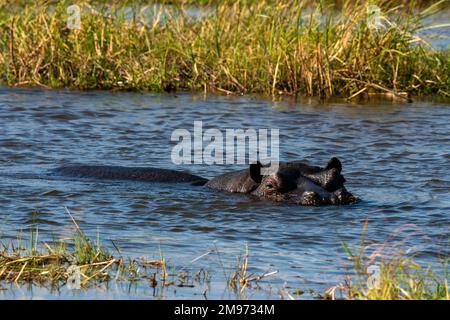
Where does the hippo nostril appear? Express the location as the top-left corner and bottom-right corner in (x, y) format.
(301, 191), (322, 206)
(331, 194), (338, 205)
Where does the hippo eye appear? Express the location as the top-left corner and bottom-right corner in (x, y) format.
(266, 183), (275, 189)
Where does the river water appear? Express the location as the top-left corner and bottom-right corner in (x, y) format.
(0, 87), (448, 299)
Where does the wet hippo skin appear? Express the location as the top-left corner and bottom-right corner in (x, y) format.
(206, 157), (357, 205)
(54, 165), (208, 184)
(54, 157), (358, 206)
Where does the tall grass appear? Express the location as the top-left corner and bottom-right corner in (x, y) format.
(0, 0), (448, 98)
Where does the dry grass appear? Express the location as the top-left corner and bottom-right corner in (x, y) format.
(0, 0), (448, 98)
(1, 221), (446, 299)
(325, 220), (449, 300)
(0, 222), (275, 297)
(0, 223), (185, 290)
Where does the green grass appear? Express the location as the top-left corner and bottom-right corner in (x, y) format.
(0, 225), (206, 289)
(0, 226), (277, 298)
(325, 220), (449, 300)
(0, 226), (118, 286)
(0, 219), (447, 299)
(0, 0), (448, 98)
(0, 217), (273, 296)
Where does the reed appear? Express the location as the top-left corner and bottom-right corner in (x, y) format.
(0, 227), (114, 286)
(0, 222), (447, 299)
(325, 220), (449, 300)
(0, 225), (202, 289)
(0, 219), (272, 295)
(0, 0), (448, 98)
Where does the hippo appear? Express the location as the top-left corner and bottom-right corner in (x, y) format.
(53, 157), (358, 206)
(205, 157), (357, 205)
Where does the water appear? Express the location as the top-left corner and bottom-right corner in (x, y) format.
(0, 87), (448, 299)
(418, 10), (450, 49)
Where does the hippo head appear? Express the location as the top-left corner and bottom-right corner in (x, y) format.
(248, 158), (358, 205)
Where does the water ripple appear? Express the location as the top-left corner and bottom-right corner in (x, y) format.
(0, 87), (448, 299)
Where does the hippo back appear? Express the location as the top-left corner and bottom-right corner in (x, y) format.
(53, 165), (208, 184)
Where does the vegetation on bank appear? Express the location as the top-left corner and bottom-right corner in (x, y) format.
(0, 0), (444, 10)
(0, 211), (275, 297)
(0, 225), (165, 290)
(0, 226), (217, 295)
(326, 252), (448, 299)
(0, 216), (447, 299)
(325, 220), (449, 300)
(0, 0), (448, 98)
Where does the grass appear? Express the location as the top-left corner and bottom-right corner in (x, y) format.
(0, 226), (215, 291)
(224, 243), (278, 295)
(325, 220), (449, 300)
(0, 213), (275, 297)
(0, 209), (201, 290)
(0, 228), (115, 287)
(0, 219), (447, 299)
(0, 0), (448, 98)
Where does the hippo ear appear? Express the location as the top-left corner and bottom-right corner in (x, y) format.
(249, 162), (262, 183)
(326, 157), (342, 173)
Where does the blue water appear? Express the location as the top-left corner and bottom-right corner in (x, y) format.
(0, 87), (448, 299)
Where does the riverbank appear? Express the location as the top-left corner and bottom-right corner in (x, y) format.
(0, 0), (448, 98)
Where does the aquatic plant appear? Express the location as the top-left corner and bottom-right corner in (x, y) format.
(0, 0), (448, 98)
(0, 229), (112, 286)
(0, 210), (181, 289)
(325, 220), (449, 300)
(0, 218), (447, 299)
(0, 214), (273, 296)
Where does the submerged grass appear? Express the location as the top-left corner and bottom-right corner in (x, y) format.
(0, 0), (448, 98)
(1, 210), (188, 290)
(0, 213), (275, 297)
(0, 225), (210, 290)
(0, 228), (114, 287)
(0, 218), (447, 299)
